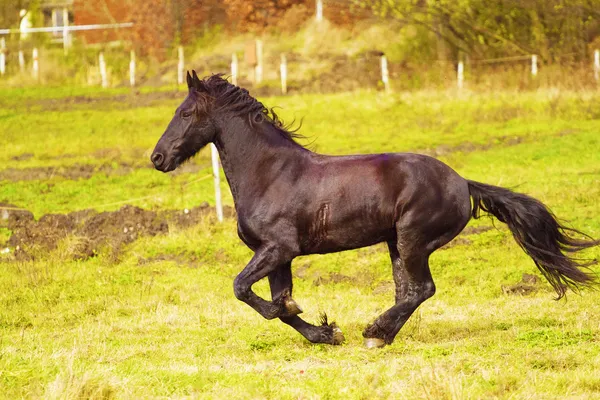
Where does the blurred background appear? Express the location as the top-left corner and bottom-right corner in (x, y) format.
(1, 0), (600, 92)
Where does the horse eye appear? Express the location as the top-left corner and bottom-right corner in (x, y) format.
(182, 111), (193, 118)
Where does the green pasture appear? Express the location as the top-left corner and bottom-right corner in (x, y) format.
(1, 86), (600, 399)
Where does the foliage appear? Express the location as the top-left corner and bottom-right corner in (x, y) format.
(359, 0), (600, 62)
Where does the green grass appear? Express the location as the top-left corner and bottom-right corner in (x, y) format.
(1, 87), (600, 399)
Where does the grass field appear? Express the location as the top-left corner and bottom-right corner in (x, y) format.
(1, 85), (600, 399)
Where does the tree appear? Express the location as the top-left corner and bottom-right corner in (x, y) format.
(360, 0), (600, 62)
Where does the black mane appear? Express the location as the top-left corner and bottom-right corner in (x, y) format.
(193, 73), (303, 144)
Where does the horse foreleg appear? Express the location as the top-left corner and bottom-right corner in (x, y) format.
(233, 245), (301, 320)
(362, 241), (435, 348)
(268, 262), (344, 345)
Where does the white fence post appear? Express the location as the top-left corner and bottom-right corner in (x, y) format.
(62, 7), (70, 54)
(531, 54), (538, 77)
(211, 143), (223, 222)
(99, 52), (107, 88)
(177, 46), (184, 86)
(32, 48), (39, 80)
(280, 54), (287, 94)
(594, 49), (599, 83)
(129, 50), (136, 87)
(0, 38), (5, 76)
(457, 60), (464, 90)
(255, 39), (263, 84)
(380, 54), (390, 93)
(18, 50), (25, 71)
(231, 53), (238, 86)
(316, 0), (323, 22)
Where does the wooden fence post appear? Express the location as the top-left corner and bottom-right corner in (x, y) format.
(316, 0), (323, 22)
(18, 50), (25, 71)
(457, 60), (464, 90)
(531, 54), (538, 77)
(0, 38), (5, 76)
(177, 46), (184, 86)
(255, 39), (263, 84)
(32, 48), (39, 80)
(231, 53), (238, 86)
(129, 50), (136, 87)
(280, 54), (287, 94)
(594, 49), (599, 83)
(211, 143), (223, 222)
(380, 54), (390, 93)
(99, 52), (107, 88)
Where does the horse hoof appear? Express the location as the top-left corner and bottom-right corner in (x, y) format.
(332, 325), (345, 345)
(364, 338), (386, 349)
(284, 298), (303, 315)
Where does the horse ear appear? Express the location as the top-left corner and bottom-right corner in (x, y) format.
(192, 70), (207, 92)
(186, 71), (193, 89)
(191, 70), (205, 91)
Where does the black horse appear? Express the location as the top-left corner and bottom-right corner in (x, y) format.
(151, 72), (599, 348)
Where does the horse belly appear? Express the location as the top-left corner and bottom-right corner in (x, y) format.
(298, 199), (396, 255)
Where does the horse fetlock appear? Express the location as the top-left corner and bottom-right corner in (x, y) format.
(283, 297), (303, 316)
(330, 323), (345, 345)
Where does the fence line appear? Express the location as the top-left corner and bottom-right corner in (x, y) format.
(0, 22), (134, 35)
(3, 45), (599, 91)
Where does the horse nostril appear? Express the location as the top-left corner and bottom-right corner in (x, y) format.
(151, 153), (164, 168)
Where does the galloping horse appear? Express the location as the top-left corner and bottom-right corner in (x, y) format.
(151, 72), (599, 348)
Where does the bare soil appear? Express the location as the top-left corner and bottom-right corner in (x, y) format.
(501, 273), (542, 296)
(1, 203), (234, 261)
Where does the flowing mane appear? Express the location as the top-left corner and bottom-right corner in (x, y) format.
(195, 74), (304, 144)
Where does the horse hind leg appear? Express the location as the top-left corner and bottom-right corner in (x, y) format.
(268, 262), (344, 345)
(362, 240), (435, 348)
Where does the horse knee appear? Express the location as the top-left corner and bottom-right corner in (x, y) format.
(233, 276), (250, 301)
(396, 281), (436, 306)
(422, 281), (436, 300)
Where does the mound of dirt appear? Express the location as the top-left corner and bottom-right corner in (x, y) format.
(4, 203), (234, 261)
(501, 273), (542, 296)
(76, 205), (168, 259)
(0, 203), (34, 228)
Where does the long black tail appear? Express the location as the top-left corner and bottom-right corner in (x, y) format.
(467, 180), (599, 298)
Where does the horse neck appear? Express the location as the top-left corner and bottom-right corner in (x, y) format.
(212, 114), (309, 205)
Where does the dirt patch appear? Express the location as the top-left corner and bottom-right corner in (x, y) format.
(312, 271), (376, 287)
(10, 153), (34, 161)
(137, 253), (200, 268)
(501, 273), (542, 296)
(422, 136), (526, 158)
(0, 162), (140, 182)
(461, 226), (493, 236)
(3, 203), (234, 261)
(0, 203), (34, 228)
